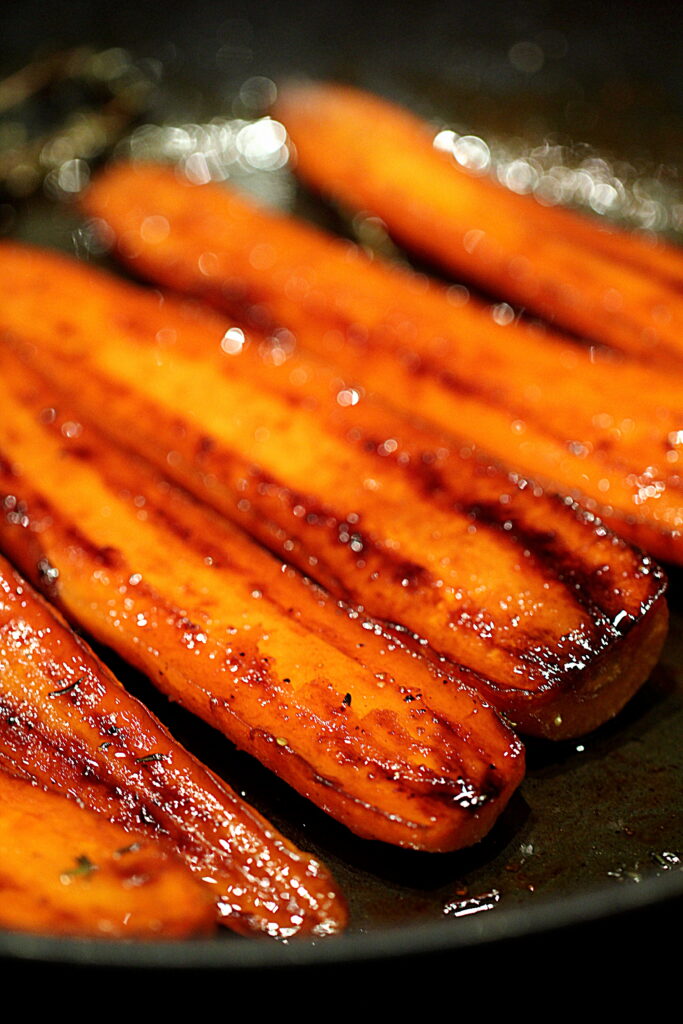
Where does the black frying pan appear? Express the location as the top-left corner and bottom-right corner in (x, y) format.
(1, 0), (682, 977)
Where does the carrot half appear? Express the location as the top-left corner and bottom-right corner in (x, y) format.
(274, 81), (683, 368)
(0, 553), (346, 938)
(0, 243), (667, 741)
(80, 163), (683, 565)
(0, 765), (214, 939)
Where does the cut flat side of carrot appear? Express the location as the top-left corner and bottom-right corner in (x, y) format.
(0, 553), (347, 937)
(0, 765), (214, 939)
(0, 344), (524, 850)
(274, 81), (683, 367)
(79, 165), (683, 565)
(0, 244), (668, 741)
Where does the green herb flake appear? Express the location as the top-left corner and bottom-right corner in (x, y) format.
(114, 842), (142, 858)
(48, 675), (85, 698)
(60, 854), (98, 884)
(134, 752), (169, 764)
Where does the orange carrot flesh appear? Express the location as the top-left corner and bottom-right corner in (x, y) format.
(80, 163), (683, 564)
(0, 765), (214, 939)
(274, 81), (683, 368)
(0, 553), (347, 937)
(0, 341), (524, 851)
(0, 243), (667, 741)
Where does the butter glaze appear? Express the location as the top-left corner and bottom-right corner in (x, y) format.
(0, 345), (524, 852)
(0, 243), (668, 738)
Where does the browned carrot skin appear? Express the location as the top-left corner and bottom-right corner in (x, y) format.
(274, 82), (683, 368)
(0, 245), (668, 740)
(0, 765), (214, 939)
(79, 164), (683, 565)
(0, 347), (524, 851)
(0, 553), (347, 937)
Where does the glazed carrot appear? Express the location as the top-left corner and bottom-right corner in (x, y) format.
(274, 81), (683, 367)
(0, 766), (214, 939)
(80, 163), (683, 564)
(0, 345), (524, 851)
(0, 244), (667, 740)
(0, 553), (346, 937)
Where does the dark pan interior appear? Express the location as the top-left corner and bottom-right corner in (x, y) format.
(1, 0), (682, 977)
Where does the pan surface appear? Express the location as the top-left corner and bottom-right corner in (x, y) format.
(1, 0), (682, 974)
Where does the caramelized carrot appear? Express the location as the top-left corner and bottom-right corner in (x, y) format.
(0, 344), (524, 850)
(0, 765), (214, 939)
(0, 244), (667, 740)
(80, 163), (683, 564)
(0, 553), (346, 937)
(274, 81), (683, 368)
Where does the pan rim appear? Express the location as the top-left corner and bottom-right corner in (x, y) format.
(1, 865), (681, 970)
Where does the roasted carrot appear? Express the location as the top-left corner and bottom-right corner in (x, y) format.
(0, 553), (346, 937)
(274, 81), (683, 368)
(0, 344), (524, 850)
(80, 163), (683, 564)
(0, 244), (667, 740)
(0, 765), (214, 939)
